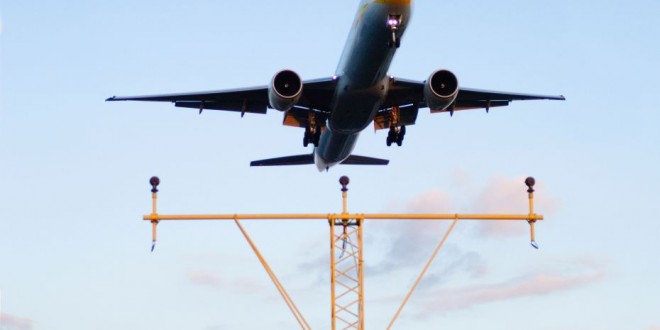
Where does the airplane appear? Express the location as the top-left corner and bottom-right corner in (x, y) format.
(107, 0), (564, 171)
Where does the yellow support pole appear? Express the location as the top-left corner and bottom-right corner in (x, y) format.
(386, 217), (459, 329)
(233, 218), (311, 330)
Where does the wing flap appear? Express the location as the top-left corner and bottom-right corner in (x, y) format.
(175, 101), (268, 114)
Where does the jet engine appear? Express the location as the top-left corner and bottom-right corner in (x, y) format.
(424, 69), (459, 111)
(268, 69), (303, 111)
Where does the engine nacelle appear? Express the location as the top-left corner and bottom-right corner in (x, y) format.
(424, 69), (459, 112)
(268, 69), (303, 111)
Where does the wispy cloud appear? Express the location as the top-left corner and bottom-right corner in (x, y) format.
(187, 270), (264, 293)
(189, 270), (224, 287)
(365, 175), (559, 280)
(470, 176), (559, 239)
(423, 271), (604, 312)
(367, 189), (456, 273)
(414, 259), (605, 313)
(0, 312), (33, 330)
(297, 175), (560, 291)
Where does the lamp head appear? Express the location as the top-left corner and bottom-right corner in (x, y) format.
(150, 176), (160, 193)
(339, 176), (350, 191)
(525, 176), (535, 193)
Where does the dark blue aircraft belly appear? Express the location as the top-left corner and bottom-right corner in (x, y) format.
(316, 130), (360, 165)
(329, 8), (397, 134)
(329, 89), (383, 133)
(314, 2), (410, 169)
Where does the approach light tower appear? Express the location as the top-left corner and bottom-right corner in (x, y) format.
(144, 176), (543, 330)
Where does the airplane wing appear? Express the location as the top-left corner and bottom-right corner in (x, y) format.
(375, 77), (565, 129)
(106, 77), (338, 116)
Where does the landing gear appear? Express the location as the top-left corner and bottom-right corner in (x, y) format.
(303, 126), (321, 147)
(385, 105), (405, 147)
(388, 37), (401, 49)
(386, 125), (405, 147)
(303, 112), (322, 147)
(387, 14), (402, 48)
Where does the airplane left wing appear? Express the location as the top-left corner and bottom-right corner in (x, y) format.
(106, 77), (338, 115)
(375, 77), (565, 129)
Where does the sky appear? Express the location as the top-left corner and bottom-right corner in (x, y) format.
(1, 0), (659, 329)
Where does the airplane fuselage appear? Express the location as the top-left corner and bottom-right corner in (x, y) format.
(315, 0), (411, 170)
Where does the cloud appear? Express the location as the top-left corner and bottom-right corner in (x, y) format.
(415, 261), (605, 313)
(187, 270), (264, 293)
(424, 271), (604, 312)
(298, 175), (560, 290)
(0, 312), (33, 330)
(648, 326), (660, 330)
(189, 270), (224, 287)
(363, 180), (496, 282)
(470, 176), (559, 239)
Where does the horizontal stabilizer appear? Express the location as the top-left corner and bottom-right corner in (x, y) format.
(250, 154), (314, 166)
(250, 154), (389, 167)
(340, 155), (389, 165)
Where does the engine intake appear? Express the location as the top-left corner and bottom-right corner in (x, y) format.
(424, 69), (459, 111)
(268, 70), (303, 111)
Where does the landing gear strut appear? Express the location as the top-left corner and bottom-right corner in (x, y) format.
(303, 112), (321, 147)
(303, 126), (321, 147)
(386, 105), (405, 147)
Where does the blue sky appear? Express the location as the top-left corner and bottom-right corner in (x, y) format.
(1, 0), (659, 329)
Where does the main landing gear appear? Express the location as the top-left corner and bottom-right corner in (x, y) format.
(387, 15), (402, 48)
(386, 105), (405, 146)
(303, 112), (322, 147)
(303, 126), (321, 147)
(386, 125), (405, 147)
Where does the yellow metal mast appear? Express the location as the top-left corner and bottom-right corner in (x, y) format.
(144, 176), (543, 329)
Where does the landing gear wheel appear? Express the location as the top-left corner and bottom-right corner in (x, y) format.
(396, 125), (406, 146)
(313, 129), (321, 147)
(387, 126), (397, 147)
(303, 129), (311, 147)
(386, 126), (406, 146)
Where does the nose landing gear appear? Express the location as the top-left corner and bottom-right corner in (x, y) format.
(387, 14), (402, 48)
